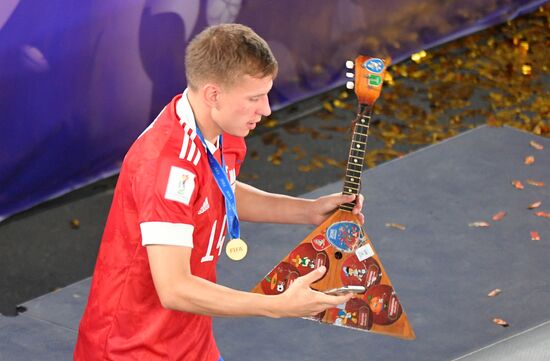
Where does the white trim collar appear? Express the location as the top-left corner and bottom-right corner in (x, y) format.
(176, 88), (219, 154)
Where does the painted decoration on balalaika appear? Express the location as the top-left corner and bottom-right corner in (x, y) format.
(251, 55), (415, 340)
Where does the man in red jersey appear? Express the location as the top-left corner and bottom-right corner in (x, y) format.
(74, 24), (364, 361)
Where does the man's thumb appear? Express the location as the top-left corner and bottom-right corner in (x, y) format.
(343, 193), (356, 202)
(334, 193), (354, 206)
(301, 266), (327, 285)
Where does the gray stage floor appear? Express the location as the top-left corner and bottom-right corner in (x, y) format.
(1, 125), (549, 361)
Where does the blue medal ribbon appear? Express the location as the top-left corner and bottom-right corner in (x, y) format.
(194, 126), (240, 240)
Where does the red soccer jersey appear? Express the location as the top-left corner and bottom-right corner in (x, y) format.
(74, 92), (246, 361)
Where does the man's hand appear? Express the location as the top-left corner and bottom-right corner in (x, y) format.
(274, 266), (354, 318)
(147, 246), (351, 319)
(308, 193), (365, 225)
(235, 182), (364, 225)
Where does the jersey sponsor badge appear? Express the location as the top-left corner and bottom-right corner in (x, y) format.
(165, 166), (195, 205)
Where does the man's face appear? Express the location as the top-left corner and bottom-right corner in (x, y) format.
(211, 74), (273, 138)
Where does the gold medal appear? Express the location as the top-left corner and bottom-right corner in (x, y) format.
(225, 238), (248, 261)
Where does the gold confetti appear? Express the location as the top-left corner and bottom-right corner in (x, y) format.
(310, 157), (325, 169)
(322, 101), (334, 113)
(384, 71), (395, 85)
(284, 181), (295, 191)
(524, 155), (535, 165)
(488, 289), (502, 297)
(492, 318), (510, 327)
(325, 158), (344, 168)
(307, 128), (331, 140)
(469, 221), (490, 228)
(320, 125), (349, 133)
(338, 91), (349, 100)
(531, 231), (540, 241)
(489, 92), (503, 102)
(411, 50), (427, 63)
(267, 153), (282, 165)
(529, 141), (544, 150)
(333, 99), (347, 109)
(521, 64), (532, 76)
(385, 223), (406, 230)
(528, 201), (542, 209)
(263, 118), (279, 128)
(70, 219), (80, 229)
(291, 146), (306, 160)
(526, 179), (545, 187)
(535, 211), (550, 218)
(512, 180), (524, 190)
(519, 41), (529, 52)
(492, 211), (507, 221)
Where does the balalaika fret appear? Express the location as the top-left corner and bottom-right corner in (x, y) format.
(346, 164), (363, 172)
(339, 104), (372, 211)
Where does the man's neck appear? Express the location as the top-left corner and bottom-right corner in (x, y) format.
(186, 89), (220, 145)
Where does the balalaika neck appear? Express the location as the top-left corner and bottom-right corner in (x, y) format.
(339, 103), (372, 212)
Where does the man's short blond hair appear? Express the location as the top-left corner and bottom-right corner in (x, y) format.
(185, 24), (278, 90)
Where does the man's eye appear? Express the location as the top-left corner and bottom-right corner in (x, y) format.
(250, 97), (260, 102)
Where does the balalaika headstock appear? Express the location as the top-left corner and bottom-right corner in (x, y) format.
(345, 56), (389, 107)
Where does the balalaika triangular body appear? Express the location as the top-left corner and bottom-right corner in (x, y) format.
(252, 55), (415, 340)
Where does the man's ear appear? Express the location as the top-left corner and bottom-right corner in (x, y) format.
(202, 83), (220, 108)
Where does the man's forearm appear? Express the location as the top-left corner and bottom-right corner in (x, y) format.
(235, 181), (314, 224)
(163, 273), (281, 318)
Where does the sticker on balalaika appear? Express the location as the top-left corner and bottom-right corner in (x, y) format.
(326, 221), (362, 252)
(355, 244), (374, 261)
(311, 234), (330, 251)
(341, 254), (382, 289)
(323, 298), (373, 330)
(289, 243), (329, 276)
(364, 284), (403, 325)
(260, 262), (300, 295)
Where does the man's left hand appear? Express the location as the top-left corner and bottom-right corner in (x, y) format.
(308, 193), (364, 225)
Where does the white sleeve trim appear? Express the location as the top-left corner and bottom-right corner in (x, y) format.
(140, 222), (194, 247)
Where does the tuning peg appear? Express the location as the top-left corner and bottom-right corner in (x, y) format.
(346, 81), (354, 90)
(345, 72), (354, 79)
(345, 60), (354, 69)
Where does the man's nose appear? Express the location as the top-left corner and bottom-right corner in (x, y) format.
(259, 95), (271, 117)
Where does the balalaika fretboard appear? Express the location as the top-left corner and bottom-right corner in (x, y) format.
(339, 103), (371, 212)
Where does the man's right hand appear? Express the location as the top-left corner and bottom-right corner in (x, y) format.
(148, 244), (352, 319)
(274, 266), (354, 318)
